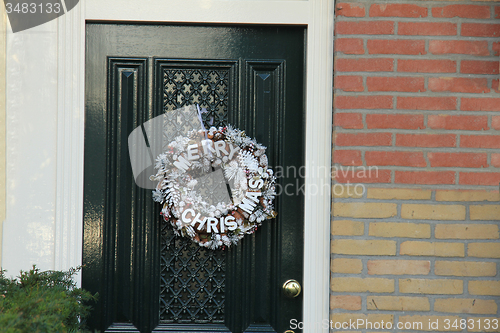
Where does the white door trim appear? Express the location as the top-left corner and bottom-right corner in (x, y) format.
(56, 1), (333, 332)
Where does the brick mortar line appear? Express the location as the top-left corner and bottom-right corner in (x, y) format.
(335, 91), (500, 96)
(330, 266), (498, 276)
(334, 128), (500, 134)
(330, 188), (500, 197)
(332, 165), (500, 170)
(334, 34), (500, 40)
(331, 254), (500, 259)
(333, 109), (500, 115)
(336, 34), (499, 39)
(334, 55), (500, 61)
(334, 146), (500, 151)
(332, 184), (500, 190)
(334, 73), (500, 77)
(331, 205), (500, 210)
(330, 203), (499, 208)
(330, 198), (500, 206)
(332, 201), (500, 208)
(331, 184), (500, 189)
(331, 275), (499, 280)
(332, 245), (500, 254)
(335, 149), (496, 155)
(431, 189), (437, 201)
(457, 93), (463, 112)
(331, 220), (500, 225)
(429, 224), (436, 240)
(334, 53), (500, 57)
(456, 58), (462, 75)
(456, 130), (462, 149)
(335, 92), (500, 96)
(489, 77), (497, 90)
(329, 309), (500, 313)
(334, 128), (498, 133)
(335, 91), (500, 95)
(335, 18), (500, 23)
(331, 216), (500, 221)
(330, 272), (500, 278)
(335, 105), (500, 112)
(330, 308), (498, 310)
(424, 151), (432, 169)
(457, 21), (463, 38)
(330, 307), (500, 315)
(330, 294), (500, 299)
(423, 112), (430, 129)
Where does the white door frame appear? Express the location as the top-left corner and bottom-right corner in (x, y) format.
(56, 1), (333, 331)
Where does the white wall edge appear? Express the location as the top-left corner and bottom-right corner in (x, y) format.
(302, 0), (334, 331)
(56, 0), (333, 329)
(85, 0), (310, 24)
(55, 1), (85, 274)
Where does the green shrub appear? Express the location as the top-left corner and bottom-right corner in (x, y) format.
(0, 265), (97, 333)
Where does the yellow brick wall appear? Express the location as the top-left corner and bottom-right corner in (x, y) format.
(331, 187), (500, 331)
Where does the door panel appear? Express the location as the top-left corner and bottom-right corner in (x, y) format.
(84, 23), (305, 333)
(157, 60), (235, 328)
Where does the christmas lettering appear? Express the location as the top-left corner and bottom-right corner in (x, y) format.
(181, 208), (238, 233)
(174, 139), (240, 171)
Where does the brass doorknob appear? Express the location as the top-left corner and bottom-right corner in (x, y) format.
(282, 279), (301, 298)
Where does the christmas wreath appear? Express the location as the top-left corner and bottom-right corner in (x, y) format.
(151, 120), (277, 250)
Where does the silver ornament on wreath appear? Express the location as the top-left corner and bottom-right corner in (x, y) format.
(151, 105), (277, 250)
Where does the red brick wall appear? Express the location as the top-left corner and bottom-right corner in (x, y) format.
(334, 1), (500, 186)
(332, 0), (500, 329)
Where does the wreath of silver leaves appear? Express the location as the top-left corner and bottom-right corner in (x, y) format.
(151, 125), (277, 250)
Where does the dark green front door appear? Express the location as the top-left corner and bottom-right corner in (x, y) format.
(83, 23), (305, 333)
